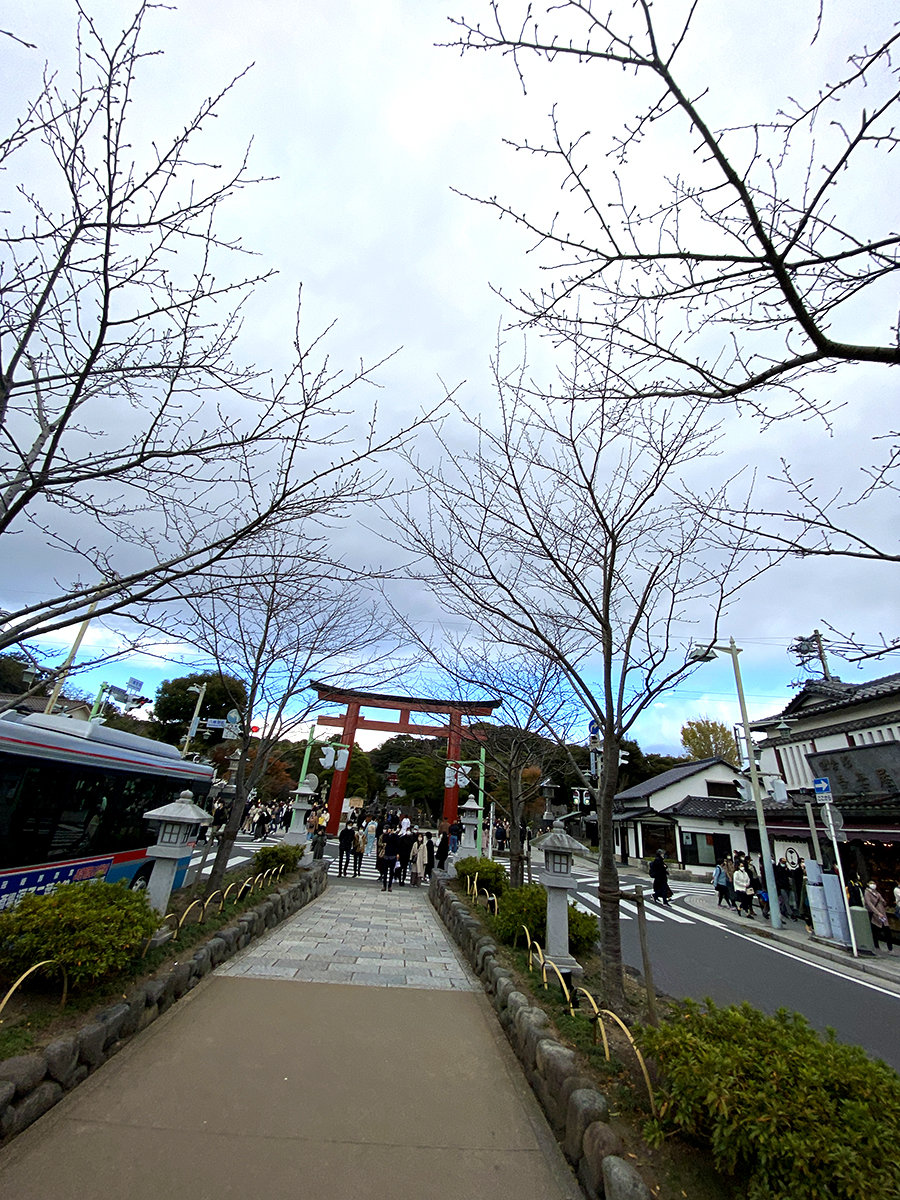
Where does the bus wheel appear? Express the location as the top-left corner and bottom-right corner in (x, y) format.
(129, 864), (153, 891)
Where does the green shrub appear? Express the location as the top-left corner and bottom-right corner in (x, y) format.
(637, 998), (900, 1200)
(453, 855), (508, 895)
(251, 842), (304, 873)
(492, 883), (598, 956)
(0, 881), (158, 988)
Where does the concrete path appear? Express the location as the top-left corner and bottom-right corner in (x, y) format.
(0, 878), (580, 1200)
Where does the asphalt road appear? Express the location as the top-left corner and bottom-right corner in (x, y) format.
(609, 872), (900, 1070)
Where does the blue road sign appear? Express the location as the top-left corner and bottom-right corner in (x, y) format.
(588, 719), (600, 736)
(813, 776), (831, 795)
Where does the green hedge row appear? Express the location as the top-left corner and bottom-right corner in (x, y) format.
(0, 881), (158, 988)
(638, 998), (900, 1200)
(452, 855), (509, 895)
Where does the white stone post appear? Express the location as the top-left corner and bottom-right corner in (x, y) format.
(536, 829), (585, 981)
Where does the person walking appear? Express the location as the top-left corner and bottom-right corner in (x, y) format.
(424, 831), (435, 882)
(864, 881), (893, 951)
(435, 829), (449, 871)
(712, 861), (731, 907)
(337, 821), (355, 878)
(379, 829), (400, 892)
(649, 850), (671, 906)
(352, 824), (366, 878)
(365, 816), (378, 857)
(733, 859), (755, 918)
(409, 832), (427, 886)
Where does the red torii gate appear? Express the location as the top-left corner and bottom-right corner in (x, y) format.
(309, 681), (501, 835)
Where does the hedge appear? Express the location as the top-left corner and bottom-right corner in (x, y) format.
(637, 998), (900, 1200)
(0, 881), (158, 988)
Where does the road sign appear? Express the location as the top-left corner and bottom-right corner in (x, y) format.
(222, 722), (241, 740)
(588, 719), (600, 737)
(813, 776), (831, 802)
(205, 718), (226, 730)
(227, 708), (241, 724)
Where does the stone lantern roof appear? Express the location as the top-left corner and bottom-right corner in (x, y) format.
(144, 798), (213, 824)
(534, 828), (584, 854)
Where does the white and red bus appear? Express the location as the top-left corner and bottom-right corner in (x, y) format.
(0, 710), (214, 910)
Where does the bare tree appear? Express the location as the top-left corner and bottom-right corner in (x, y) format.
(385, 356), (776, 1002)
(448, 2), (900, 413)
(138, 540), (403, 896)
(0, 4), (421, 655)
(447, 3), (900, 584)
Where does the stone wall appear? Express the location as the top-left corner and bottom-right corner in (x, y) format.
(429, 873), (652, 1200)
(0, 862), (328, 1143)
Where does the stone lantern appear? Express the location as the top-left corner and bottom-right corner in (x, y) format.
(535, 828), (584, 981)
(285, 773), (319, 845)
(458, 795), (481, 856)
(143, 791), (213, 913)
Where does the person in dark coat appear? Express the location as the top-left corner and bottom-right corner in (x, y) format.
(337, 821), (355, 878)
(424, 831), (435, 881)
(380, 829), (400, 892)
(649, 850), (671, 906)
(436, 830), (449, 870)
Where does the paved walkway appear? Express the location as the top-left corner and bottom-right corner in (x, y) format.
(0, 876), (580, 1200)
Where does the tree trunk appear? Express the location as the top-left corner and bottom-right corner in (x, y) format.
(507, 762), (525, 887)
(204, 758), (249, 897)
(596, 751), (624, 1007)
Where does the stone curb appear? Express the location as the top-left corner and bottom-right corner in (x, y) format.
(0, 862), (329, 1144)
(429, 874), (651, 1200)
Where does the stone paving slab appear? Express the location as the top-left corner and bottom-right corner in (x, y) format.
(215, 878), (479, 990)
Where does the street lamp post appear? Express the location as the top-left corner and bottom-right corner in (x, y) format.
(689, 637), (783, 931)
(182, 683), (207, 759)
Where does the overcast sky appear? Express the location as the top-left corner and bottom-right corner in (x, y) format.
(3, 1), (898, 753)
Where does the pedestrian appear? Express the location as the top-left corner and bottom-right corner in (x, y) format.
(410, 832), (427, 886)
(312, 826), (327, 860)
(449, 819), (463, 855)
(352, 824), (366, 878)
(436, 829), (449, 871)
(379, 829), (400, 892)
(424, 831), (435, 881)
(397, 827), (414, 885)
(774, 858), (798, 919)
(864, 881), (893, 952)
(337, 820), (355, 877)
(649, 850), (671, 906)
(365, 816), (378, 856)
(712, 860), (730, 907)
(733, 859), (755, 918)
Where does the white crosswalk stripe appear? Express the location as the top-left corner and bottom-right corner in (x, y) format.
(573, 882), (695, 924)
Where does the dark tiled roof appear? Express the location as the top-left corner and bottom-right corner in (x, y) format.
(661, 795), (744, 818)
(751, 673), (900, 728)
(615, 758), (728, 801)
